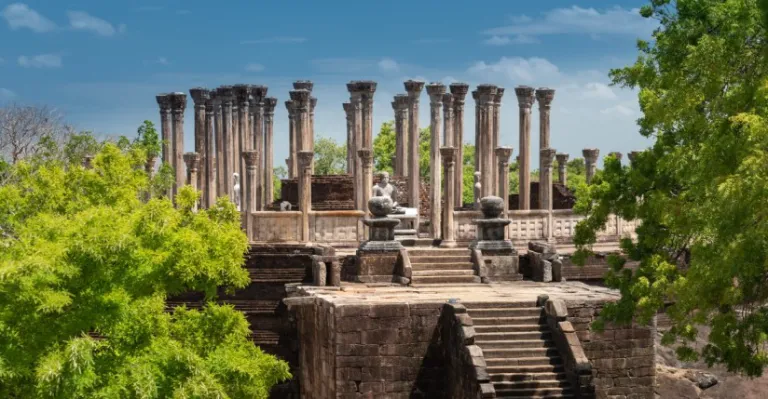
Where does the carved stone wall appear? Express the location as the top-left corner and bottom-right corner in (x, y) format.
(280, 175), (355, 210)
(509, 182), (576, 210)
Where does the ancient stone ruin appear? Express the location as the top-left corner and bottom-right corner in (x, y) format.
(157, 80), (651, 398)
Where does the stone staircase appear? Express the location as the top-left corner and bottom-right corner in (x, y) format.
(466, 302), (574, 398)
(408, 248), (480, 284)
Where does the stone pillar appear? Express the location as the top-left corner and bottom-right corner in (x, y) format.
(297, 151), (314, 242)
(443, 93), (454, 147)
(536, 88), (555, 209)
(450, 83), (469, 207)
(556, 153), (569, 186)
(426, 83), (446, 238)
(183, 152), (200, 211)
(213, 91), (225, 197)
(358, 148), (374, 238)
(285, 100), (296, 178)
(343, 102), (353, 174)
(495, 147), (513, 239)
(515, 86), (535, 210)
(359, 83), (377, 189)
(243, 150), (259, 240)
(169, 93), (187, 198)
(405, 80), (425, 212)
(440, 146), (458, 247)
(492, 88), (504, 195)
(392, 95), (409, 177)
(477, 84), (497, 198)
(583, 148), (600, 184)
(234, 85), (251, 211)
(473, 90), (481, 183)
(155, 94), (172, 168)
(252, 86), (268, 210)
(609, 151), (623, 163)
(204, 94), (216, 208)
(230, 92), (240, 179)
(310, 97), (317, 151)
(218, 86), (234, 199)
(540, 148), (557, 242)
(347, 82), (364, 210)
(263, 97), (277, 207)
(293, 80), (313, 149)
(190, 88), (209, 205)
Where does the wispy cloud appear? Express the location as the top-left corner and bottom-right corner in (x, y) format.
(144, 57), (169, 66)
(378, 58), (399, 72)
(582, 82), (617, 100)
(67, 11), (120, 36)
(18, 54), (62, 68)
(241, 37), (307, 44)
(600, 104), (636, 116)
(245, 63), (265, 72)
(0, 88), (16, 101)
(2, 3), (56, 33)
(484, 6), (656, 40)
(484, 34), (539, 46)
(468, 57), (561, 84)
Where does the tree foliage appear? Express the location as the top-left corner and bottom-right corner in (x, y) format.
(574, 0), (768, 376)
(0, 103), (67, 164)
(0, 133), (290, 397)
(313, 136), (346, 175)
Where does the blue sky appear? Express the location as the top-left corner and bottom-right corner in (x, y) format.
(1, 0), (657, 167)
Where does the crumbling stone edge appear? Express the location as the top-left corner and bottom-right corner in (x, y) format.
(543, 297), (595, 398)
(470, 249), (491, 283)
(394, 248), (412, 285)
(440, 303), (496, 398)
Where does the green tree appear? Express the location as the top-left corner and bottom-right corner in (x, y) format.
(313, 136), (346, 175)
(273, 165), (287, 201)
(573, 0), (768, 376)
(0, 135), (290, 397)
(372, 121), (395, 173)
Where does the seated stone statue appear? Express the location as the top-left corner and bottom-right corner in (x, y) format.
(372, 171), (404, 214)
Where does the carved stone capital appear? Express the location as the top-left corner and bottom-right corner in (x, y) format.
(404, 80), (425, 97)
(297, 151), (314, 168)
(357, 80), (377, 94)
(310, 97), (317, 111)
(535, 87), (555, 108)
(183, 152), (201, 170)
(169, 92), (187, 112)
(217, 86), (234, 104)
(346, 81), (359, 94)
(293, 80), (314, 92)
(393, 94), (409, 109)
(556, 153), (569, 166)
(357, 148), (373, 164)
(582, 148), (600, 163)
(540, 148), (557, 167)
(263, 97), (277, 114)
(156, 93), (172, 110)
(189, 87), (210, 105)
(426, 82), (446, 100)
(471, 90), (479, 102)
(442, 93), (453, 113)
(289, 89), (312, 110)
(515, 86), (536, 108)
(233, 84), (251, 106)
(251, 85), (268, 103)
(440, 146), (458, 164)
(449, 82), (470, 101)
(477, 84), (498, 104)
(285, 100), (294, 114)
(495, 146), (513, 163)
(343, 102), (352, 113)
(242, 150), (260, 167)
(494, 87), (505, 104)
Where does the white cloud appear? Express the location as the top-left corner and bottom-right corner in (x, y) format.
(600, 104), (636, 116)
(2, 3), (56, 33)
(241, 37), (307, 44)
(67, 11), (118, 36)
(485, 6), (656, 39)
(582, 82), (617, 99)
(245, 63), (265, 72)
(0, 88), (16, 101)
(378, 58), (399, 72)
(468, 57), (561, 84)
(18, 54), (62, 68)
(484, 34), (539, 45)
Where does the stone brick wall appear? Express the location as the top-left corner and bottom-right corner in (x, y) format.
(560, 253), (640, 281)
(509, 182), (576, 210)
(279, 175), (355, 210)
(566, 300), (656, 399)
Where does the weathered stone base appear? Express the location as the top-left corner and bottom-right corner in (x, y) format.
(480, 248), (522, 281)
(353, 250), (400, 283)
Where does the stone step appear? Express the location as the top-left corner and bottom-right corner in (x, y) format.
(487, 364), (566, 375)
(472, 316), (545, 326)
(490, 372), (568, 382)
(408, 256), (472, 264)
(475, 331), (552, 341)
(482, 347), (560, 359)
(411, 269), (476, 277)
(493, 386), (573, 398)
(463, 301), (538, 309)
(469, 307), (543, 318)
(408, 248), (470, 257)
(410, 275), (481, 285)
(486, 356), (563, 368)
(475, 339), (555, 349)
(410, 262), (475, 271)
(474, 324), (549, 333)
(493, 379), (570, 390)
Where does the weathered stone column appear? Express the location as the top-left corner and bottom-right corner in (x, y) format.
(347, 82), (363, 210)
(583, 148), (600, 184)
(343, 102), (353, 174)
(310, 97), (317, 151)
(443, 93), (454, 147)
(477, 84), (497, 198)
(297, 151), (314, 242)
(263, 97), (277, 207)
(492, 88), (504, 195)
(440, 146), (458, 247)
(473, 90), (481, 181)
(170, 93), (187, 197)
(285, 100), (296, 178)
(212, 91), (224, 197)
(609, 151), (623, 163)
(204, 94), (216, 208)
(495, 147), (513, 239)
(359, 81), (376, 150)
(515, 86), (535, 210)
(556, 153), (569, 186)
(405, 80), (425, 212)
(183, 152), (201, 211)
(536, 88), (555, 208)
(293, 81), (313, 149)
(392, 95), (409, 177)
(540, 148), (557, 242)
(359, 148), (374, 238)
(156, 94), (172, 168)
(234, 85), (251, 210)
(426, 83), (446, 238)
(252, 86), (268, 210)
(243, 150), (259, 240)
(219, 86), (235, 199)
(450, 83), (469, 207)
(230, 92), (240, 179)
(190, 88), (209, 204)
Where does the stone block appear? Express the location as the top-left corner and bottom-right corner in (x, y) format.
(337, 304), (372, 318)
(354, 251), (399, 283)
(361, 328), (410, 344)
(545, 299), (568, 319)
(370, 303), (410, 318)
(336, 332), (361, 345)
(336, 344), (380, 356)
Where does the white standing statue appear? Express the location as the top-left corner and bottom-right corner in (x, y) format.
(232, 173), (241, 211)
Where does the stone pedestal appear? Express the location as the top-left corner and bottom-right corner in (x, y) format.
(471, 196), (521, 282)
(515, 86), (535, 210)
(356, 197), (404, 284)
(440, 146), (458, 248)
(450, 83), (469, 207)
(583, 148), (600, 185)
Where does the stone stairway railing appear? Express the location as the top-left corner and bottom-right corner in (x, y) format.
(543, 297), (595, 398)
(438, 302), (496, 398)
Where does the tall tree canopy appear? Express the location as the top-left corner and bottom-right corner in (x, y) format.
(574, 0), (768, 376)
(0, 132), (290, 397)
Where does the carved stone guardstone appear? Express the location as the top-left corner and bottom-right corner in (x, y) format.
(354, 197), (404, 284)
(471, 196), (521, 281)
